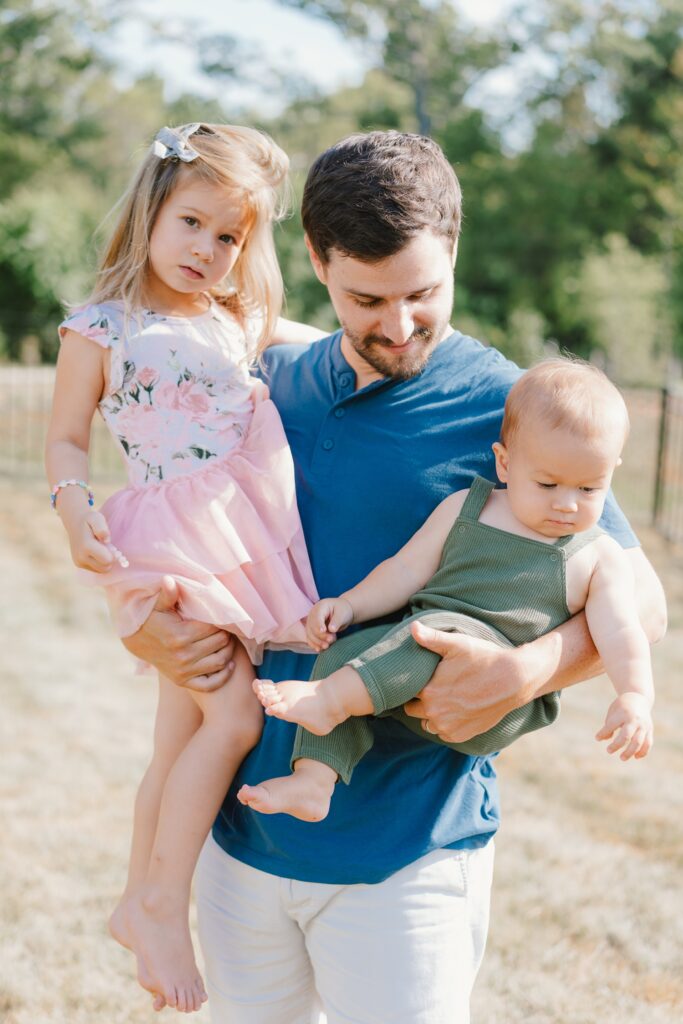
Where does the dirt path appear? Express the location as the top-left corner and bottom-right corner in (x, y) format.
(1, 479), (681, 1023)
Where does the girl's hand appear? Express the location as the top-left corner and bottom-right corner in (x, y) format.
(305, 597), (354, 652)
(68, 510), (115, 572)
(595, 692), (654, 760)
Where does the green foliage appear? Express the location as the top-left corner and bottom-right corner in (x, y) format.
(0, 0), (681, 379)
(578, 234), (674, 385)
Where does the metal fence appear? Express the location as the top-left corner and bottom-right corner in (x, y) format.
(1, 365), (682, 543)
(653, 387), (683, 544)
(0, 364), (125, 484)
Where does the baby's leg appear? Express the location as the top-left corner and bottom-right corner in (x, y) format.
(254, 664), (374, 734)
(123, 645), (263, 1012)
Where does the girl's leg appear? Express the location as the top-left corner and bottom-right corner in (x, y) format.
(123, 644), (263, 1013)
(111, 675), (203, 934)
(110, 676), (203, 1011)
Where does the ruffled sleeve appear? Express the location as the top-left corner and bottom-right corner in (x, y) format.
(59, 303), (127, 394)
(59, 303), (122, 349)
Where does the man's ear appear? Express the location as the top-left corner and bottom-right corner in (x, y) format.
(451, 238), (459, 269)
(492, 441), (509, 483)
(304, 234), (327, 285)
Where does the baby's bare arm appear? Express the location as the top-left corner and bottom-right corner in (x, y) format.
(341, 490), (468, 623)
(584, 536), (654, 703)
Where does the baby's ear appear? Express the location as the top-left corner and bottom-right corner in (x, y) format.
(492, 441), (509, 483)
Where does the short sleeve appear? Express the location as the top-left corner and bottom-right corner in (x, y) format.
(58, 304), (122, 350)
(598, 490), (639, 549)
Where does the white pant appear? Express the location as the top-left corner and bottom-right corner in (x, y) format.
(196, 835), (494, 1024)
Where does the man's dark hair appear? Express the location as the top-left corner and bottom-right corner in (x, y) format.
(302, 131), (462, 263)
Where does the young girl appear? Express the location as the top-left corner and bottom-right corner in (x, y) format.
(45, 123), (322, 1014)
(238, 359), (655, 823)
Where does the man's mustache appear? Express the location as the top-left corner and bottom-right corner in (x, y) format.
(363, 325), (433, 347)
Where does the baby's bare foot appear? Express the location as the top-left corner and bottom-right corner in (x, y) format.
(253, 671), (372, 735)
(122, 892), (208, 1013)
(237, 760), (337, 822)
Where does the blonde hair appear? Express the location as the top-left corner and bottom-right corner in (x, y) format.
(501, 357), (630, 451)
(89, 123), (290, 353)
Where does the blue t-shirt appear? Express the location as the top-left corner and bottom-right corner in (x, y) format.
(212, 330), (637, 884)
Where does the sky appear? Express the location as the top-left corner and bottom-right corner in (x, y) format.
(108, 0), (511, 109)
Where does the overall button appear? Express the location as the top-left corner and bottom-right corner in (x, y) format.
(334, 408), (346, 419)
(322, 439), (334, 451)
(339, 374), (352, 388)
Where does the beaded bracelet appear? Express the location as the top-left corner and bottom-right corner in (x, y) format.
(50, 479), (95, 511)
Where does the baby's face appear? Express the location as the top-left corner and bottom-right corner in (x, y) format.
(494, 426), (622, 538)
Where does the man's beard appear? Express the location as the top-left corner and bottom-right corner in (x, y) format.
(341, 321), (448, 381)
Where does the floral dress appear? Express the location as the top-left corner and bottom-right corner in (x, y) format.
(59, 300), (318, 663)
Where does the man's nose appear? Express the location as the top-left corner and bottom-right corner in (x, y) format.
(379, 304), (415, 345)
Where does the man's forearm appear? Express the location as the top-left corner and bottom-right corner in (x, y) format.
(515, 610), (604, 705)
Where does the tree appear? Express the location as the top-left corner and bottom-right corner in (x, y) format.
(275, 0), (506, 135)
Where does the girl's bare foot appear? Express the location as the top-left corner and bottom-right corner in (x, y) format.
(237, 758), (337, 821)
(253, 668), (372, 735)
(109, 899), (168, 1012)
(109, 898), (133, 949)
(120, 891), (208, 1013)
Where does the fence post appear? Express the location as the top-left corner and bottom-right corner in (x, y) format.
(652, 386), (669, 529)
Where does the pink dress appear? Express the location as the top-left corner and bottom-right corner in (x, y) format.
(59, 300), (318, 664)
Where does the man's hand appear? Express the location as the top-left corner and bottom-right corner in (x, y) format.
(403, 621), (536, 742)
(122, 577), (237, 691)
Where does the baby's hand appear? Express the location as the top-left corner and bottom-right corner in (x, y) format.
(595, 692), (654, 761)
(68, 510), (117, 573)
(305, 597), (353, 652)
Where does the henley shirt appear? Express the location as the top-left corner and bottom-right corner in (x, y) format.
(212, 329), (637, 884)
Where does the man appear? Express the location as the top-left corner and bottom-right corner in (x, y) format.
(126, 131), (666, 1023)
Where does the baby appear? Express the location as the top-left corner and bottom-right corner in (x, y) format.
(238, 358), (655, 822)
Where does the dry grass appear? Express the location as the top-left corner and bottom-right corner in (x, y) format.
(1, 478), (681, 1024)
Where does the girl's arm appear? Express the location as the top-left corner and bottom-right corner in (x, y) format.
(266, 317), (329, 347)
(45, 329), (114, 571)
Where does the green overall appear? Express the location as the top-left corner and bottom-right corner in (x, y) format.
(292, 475), (601, 784)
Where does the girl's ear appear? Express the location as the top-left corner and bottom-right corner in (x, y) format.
(492, 441), (509, 484)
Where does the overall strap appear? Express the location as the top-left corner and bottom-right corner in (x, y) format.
(459, 475), (496, 522)
(554, 525), (603, 557)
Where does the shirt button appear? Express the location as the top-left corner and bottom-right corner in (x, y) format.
(334, 408), (346, 419)
(322, 439), (334, 451)
(339, 374), (352, 388)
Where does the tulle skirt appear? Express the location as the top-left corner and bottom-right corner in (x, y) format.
(80, 393), (318, 665)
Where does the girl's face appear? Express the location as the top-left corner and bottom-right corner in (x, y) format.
(146, 175), (248, 313)
(493, 424), (622, 538)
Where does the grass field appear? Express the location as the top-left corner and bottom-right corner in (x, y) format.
(1, 477), (681, 1024)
